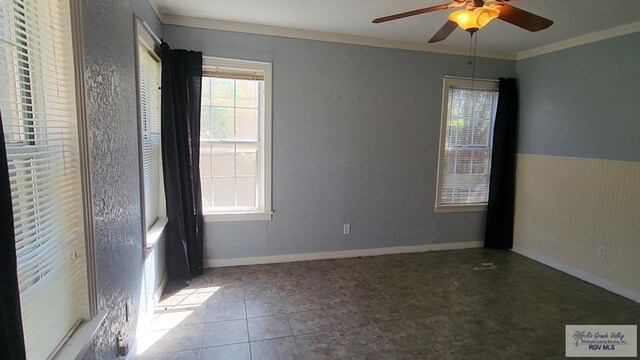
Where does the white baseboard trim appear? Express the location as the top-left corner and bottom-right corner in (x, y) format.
(154, 271), (167, 305)
(130, 272), (167, 359)
(512, 246), (640, 303)
(124, 339), (137, 360)
(204, 241), (483, 268)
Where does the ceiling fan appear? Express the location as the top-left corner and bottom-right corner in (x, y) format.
(372, 0), (553, 43)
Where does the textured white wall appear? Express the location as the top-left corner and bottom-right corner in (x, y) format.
(513, 154), (640, 300)
(81, 0), (165, 358)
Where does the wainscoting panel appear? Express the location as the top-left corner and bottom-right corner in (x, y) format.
(513, 154), (640, 302)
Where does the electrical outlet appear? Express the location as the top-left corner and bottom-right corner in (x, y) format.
(343, 224), (351, 235)
(116, 332), (128, 357)
(597, 245), (607, 260)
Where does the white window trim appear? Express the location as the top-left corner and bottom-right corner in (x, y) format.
(50, 1), (104, 359)
(201, 56), (273, 222)
(144, 217), (168, 257)
(434, 76), (498, 213)
(135, 17), (168, 247)
(52, 310), (107, 360)
(204, 211), (273, 222)
(434, 204), (490, 213)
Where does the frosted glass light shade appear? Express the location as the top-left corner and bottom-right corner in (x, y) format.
(449, 6), (500, 31)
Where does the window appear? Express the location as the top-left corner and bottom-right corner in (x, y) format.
(135, 18), (165, 241)
(200, 57), (272, 221)
(0, 0), (94, 358)
(435, 77), (499, 212)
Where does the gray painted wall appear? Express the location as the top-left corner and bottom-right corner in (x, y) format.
(516, 32), (640, 162)
(163, 26), (517, 261)
(81, 0), (163, 358)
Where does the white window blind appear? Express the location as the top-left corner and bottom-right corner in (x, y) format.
(137, 42), (161, 230)
(0, 0), (89, 358)
(200, 57), (272, 218)
(436, 77), (498, 209)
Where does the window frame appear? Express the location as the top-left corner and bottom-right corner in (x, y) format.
(134, 17), (167, 248)
(435, 76), (499, 213)
(200, 56), (273, 222)
(1, 0), (105, 359)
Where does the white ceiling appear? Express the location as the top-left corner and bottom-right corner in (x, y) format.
(155, 0), (640, 55)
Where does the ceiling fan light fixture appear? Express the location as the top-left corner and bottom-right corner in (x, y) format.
(448, 6), (500, 32)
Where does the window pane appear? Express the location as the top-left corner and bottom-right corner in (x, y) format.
(212, 144), (235, 177)
(199, 68), (269, 215)
(472, 118), (490, 146)
(199, 145), (213, 176)
(236, 144), (257, 177)
(472, 149), (490, 174)
(211, 78), (234, 106)
(236, 80), (258, 108)
(213, 178), (235, 207)
(473, 91), (495, 118)
(237, 177), (256, 208)
(236, 108), (258, 141)
(201, 177), (213, 210)
(200, 106), (212, 140)
(211, 106), (234, 140)
(454, 149), (473, 175)
(201, 77), (211, 106)
(440, 85), (498, 205)
(138, 46), (161, 229)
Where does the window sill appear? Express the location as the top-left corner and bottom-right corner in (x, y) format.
(144, 217), (168, 258)
(204, 211), (273, 222)
(435, 204), (488, 213)
(52, 309), (108, 360)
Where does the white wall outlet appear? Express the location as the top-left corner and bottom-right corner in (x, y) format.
(343, 224), (351, 235)
(597, 245), (607, 260)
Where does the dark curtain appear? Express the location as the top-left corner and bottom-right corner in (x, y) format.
(160, 42), (204, 280)
(0, 112), (27, 359)
(485, 78), (518, 249)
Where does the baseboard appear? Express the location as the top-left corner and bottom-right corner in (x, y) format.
(124, 339), (137, 360)
(130, 272), (167, 360)
(204, 241), (483, 268)
(512, 246), (640, 303)
(154, 271), (167, 304)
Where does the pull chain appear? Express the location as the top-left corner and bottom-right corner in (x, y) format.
(468, 31), (479, 119)
(467, 32), (474, 67)
(468, 31), (478, 92)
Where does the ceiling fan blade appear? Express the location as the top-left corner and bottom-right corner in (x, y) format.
(496, 3), (553, 32)
(372, 3), (454, 24)
(428, 20), (458, 43)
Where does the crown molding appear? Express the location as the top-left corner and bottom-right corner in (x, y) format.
(517, 20), (640, 60)
(147, 0), (164, 23)
(148, 2), (639, 62)
(161, 13), (517, 60)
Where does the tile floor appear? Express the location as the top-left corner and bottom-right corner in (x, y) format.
(137, 249), (640, 359)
